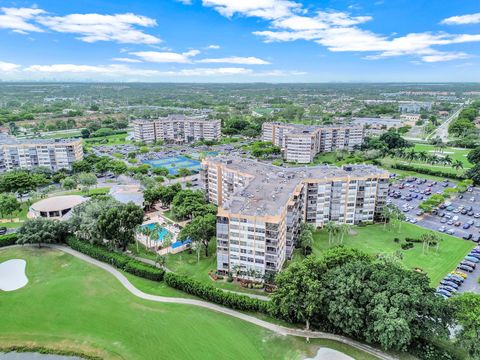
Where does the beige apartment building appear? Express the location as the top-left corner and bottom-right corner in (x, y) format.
(201, 156), (389, 280)
(262, 122), (365, 163)
(133, 115), (221, 144)
(0, 134), (83, 172)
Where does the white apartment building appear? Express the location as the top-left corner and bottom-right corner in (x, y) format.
(133, 115), (221, 144)
(201, 157), (389, 280)
(0, 134), (83, 172)
(262, 122), (364, 163)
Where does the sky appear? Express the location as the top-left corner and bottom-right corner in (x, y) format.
(0, 0), (479, 82)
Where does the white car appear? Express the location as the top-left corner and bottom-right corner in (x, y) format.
(438, 226), (446, 232)
(447, 229), (455, 235)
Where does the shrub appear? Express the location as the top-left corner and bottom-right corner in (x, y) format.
(405, 237), (422, 243)
(66, 236), (164, 281)
(394, 237), (400, 243)
(0, 233), (18, 247)
(164, 272), (270, 313)
(124, 261), (164, 281)
(391, 163), (466, 180)
(401, 242), (414, 250)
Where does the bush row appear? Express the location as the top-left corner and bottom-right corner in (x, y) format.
(391, 163), (467, 180)
(66, 236), (164, 281)
(0, 233), (18, 247)
(164, 272), (270, 313)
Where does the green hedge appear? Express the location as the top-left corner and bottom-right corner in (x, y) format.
(391, 163), (466, 180)
(164, 272), (270, 313)
(0, 233), (18, 247)
(66, 236), (164, 282)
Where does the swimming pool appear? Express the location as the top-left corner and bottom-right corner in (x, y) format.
(141, 156), (201, 175)
(141, 223), (171, 242)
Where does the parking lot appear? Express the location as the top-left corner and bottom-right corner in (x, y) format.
(388, 176), (480, 295)
(388, 177), (480, 241)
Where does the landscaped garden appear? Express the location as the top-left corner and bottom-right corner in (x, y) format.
(0, 247), (378, 360)
(306, 223), (475, 285)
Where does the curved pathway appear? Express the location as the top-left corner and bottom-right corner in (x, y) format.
(2, 244), (397, 360)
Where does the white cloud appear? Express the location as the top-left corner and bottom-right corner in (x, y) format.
(202, 0), (301, 20)
(37, 12), (160, 44)
(112, 57), (143, 63)
(442, 13), (480, 25)
(177, 0), (193, 4)
(130, 50), (200, 63)
(207, 44), (221, 49)
(203, 0), (480, 63)
(0, 61), (21, 72)
(0, 7), (45, 33)
(197, 56), (270, 64)
(420, 51), (470, 63)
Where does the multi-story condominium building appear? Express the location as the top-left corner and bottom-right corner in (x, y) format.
(201, 156), (389, 279)
(133, 115), (221, 144)
(0, 134), (83, 172)
(262, 122), (364, 163)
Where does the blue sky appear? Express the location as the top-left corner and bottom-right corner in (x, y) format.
(0, 0), (479, 82)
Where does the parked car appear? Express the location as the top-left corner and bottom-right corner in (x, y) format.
(463, 234), (473, 240)
(462, 223), (471, 229)
(461, 260), (476, 268)
(447, 229), (455, 235)
(457, 265), (474, 273)
(451, 271), (468, 279)
(440, 280), (459, 289)
(438, 226), (446, 232)
(0, 227), (6, 235)
(439, 285), (457, 293)
(436, 289), (452, 298)
(446, 274), (464, 284)
(466, 256), (480, 263)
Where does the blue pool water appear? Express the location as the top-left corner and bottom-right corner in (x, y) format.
(142, 156), (201, 175)
(142, 223), (171, 242)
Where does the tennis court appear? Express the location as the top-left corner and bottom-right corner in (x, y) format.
(142, 156), (201, 175)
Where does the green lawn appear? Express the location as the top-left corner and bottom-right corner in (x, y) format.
(83, 133), (132, 147)
(0, 247), (378, 360)
(165, 241), (266, 296)
(413, 144), (472, 168)
(57, 187), (111, 197)
(306, 223), (475, 286)
(0, 201), (32, 228)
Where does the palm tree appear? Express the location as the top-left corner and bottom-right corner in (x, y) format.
(338, 223), (351, 244)
(452, 160), (464, 171)
(443, 155), (452, 167)
(381, 206), (392, 229)
(406, 149), (417, 164)
(324, 221), (337, 246)
(417, 151), (428, 162)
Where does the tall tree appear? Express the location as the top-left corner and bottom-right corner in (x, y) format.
(178, 213), (216, 260)
(97, 202), (145, 251)
(0, 193), (21, 220)
(17, 218), (68, 247)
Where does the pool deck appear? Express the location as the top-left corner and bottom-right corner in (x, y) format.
(137, 211), (181, 253)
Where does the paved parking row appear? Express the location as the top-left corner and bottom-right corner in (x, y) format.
(388, 178), (480, 241)
(388, 176), (480, 294)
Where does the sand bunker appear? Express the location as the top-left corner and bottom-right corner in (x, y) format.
(305, 347), (354, 360)
(0, 259), (28, 291)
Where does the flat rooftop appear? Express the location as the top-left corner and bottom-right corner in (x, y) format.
(133, 115), (217, 123)
(0, 133), (80, 146)
(205, 156), (389, 217)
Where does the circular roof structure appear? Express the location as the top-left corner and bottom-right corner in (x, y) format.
(30, 195), (87, 213)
